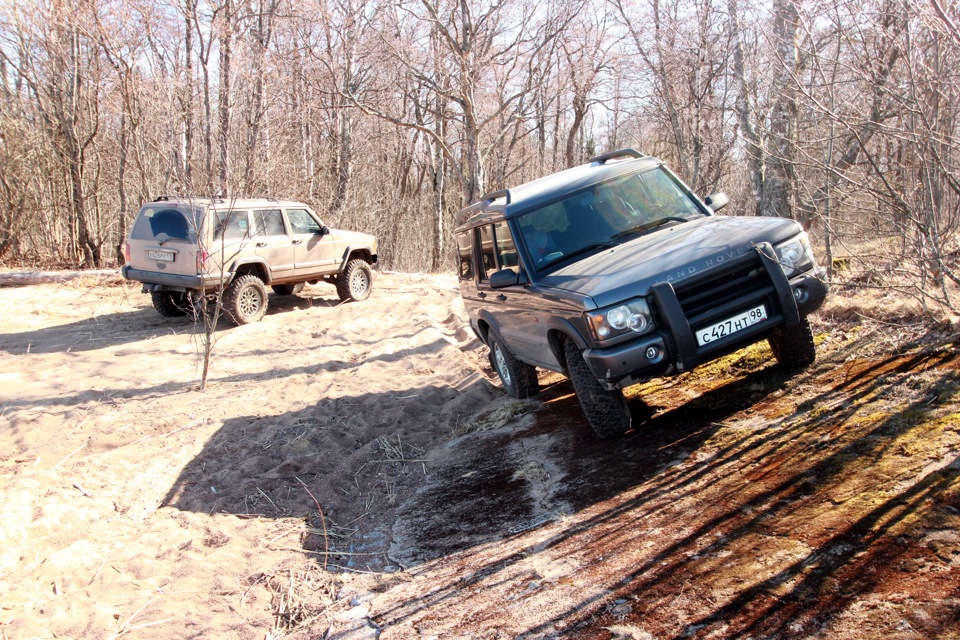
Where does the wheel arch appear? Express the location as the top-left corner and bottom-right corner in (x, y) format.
(229, 259), (271, 284)
(546, 318), (589, 370)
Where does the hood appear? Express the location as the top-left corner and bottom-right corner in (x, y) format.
(538, 215), (802, 308)
(332, 228), (377, 246)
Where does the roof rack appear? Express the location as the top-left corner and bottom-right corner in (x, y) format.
(477, 188), (512, 205)
(589, 148), (645, 164)
(153, 195), (172, 202)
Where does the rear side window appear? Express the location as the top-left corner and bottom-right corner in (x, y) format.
(253, 209), (286, 236)
(213, 210), (250, 240)
(455, 231), (474, 281)
(130, 206), (197, 242)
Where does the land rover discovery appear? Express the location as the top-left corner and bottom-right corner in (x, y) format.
(454, 149), (828, 438)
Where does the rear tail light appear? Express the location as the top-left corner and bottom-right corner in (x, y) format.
(197, 250), (210, 273)
(124, 241), (131, 264)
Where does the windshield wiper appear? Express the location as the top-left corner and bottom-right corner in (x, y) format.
(612, 216), (689, 240)
(550, 241), (618, 266)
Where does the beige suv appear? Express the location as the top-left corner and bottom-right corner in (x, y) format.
(122, 196), (378, 324)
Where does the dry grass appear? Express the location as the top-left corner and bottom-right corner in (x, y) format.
(453, 399), (539, 436)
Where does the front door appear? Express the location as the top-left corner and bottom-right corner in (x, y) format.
(286, 208), (337, 277)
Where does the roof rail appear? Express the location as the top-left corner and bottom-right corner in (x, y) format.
(478, 188), (512, 205)
(589, 148), (645, 164)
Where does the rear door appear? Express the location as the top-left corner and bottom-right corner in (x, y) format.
(252, 208), (294, 280)
(286, 208), (338, 277)
(127, 203), (203, 277)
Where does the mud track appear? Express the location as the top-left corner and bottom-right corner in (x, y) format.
(0, 273), (958, 639)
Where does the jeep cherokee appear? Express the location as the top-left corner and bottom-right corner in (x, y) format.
(123, 197), (378, 324)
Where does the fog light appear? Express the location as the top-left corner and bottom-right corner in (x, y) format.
(645, 346), (662, 362)
(793, 286), (808, 303)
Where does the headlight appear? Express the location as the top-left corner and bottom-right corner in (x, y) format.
(774, 233), (815, 277)
(587, 298), (654, 342)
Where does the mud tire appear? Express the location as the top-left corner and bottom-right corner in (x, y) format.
(563, 338), (632, 439)
(488, 332), (539, 399)
(223, 274), (268, 325)
(336, 259), (373, 302)
(769, 317), (816, 369)
(271, 282), (305, 296)
(151, 291), (190, 317)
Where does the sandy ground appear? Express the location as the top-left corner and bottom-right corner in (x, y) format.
(0, 272), (958, 639)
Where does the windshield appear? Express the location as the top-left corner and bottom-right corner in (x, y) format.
(516, 166), (705, 271)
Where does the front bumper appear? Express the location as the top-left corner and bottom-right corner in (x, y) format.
(583, 251), (829, 388)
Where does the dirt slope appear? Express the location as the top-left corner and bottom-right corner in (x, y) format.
(0, 273), (958, 640)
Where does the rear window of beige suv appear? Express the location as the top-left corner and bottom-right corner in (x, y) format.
(130, 205), (203, 242)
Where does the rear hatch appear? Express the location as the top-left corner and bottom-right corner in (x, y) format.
(127, 203), (205, 279)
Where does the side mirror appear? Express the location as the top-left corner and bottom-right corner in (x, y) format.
(704, 192), (729, 212)
(489, 269), (521, 289)
(319, 225), (330, 236)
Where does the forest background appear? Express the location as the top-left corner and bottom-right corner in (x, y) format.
(1, 0), (959, 311)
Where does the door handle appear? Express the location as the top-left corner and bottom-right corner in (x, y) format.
(256, 242), (268, 247)
(292, 239), (303, 245)
(478, 292), (486, 298)
(496, 294), (507, 301)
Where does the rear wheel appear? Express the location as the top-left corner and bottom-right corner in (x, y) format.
(563, 338), (632, 439)
(151, 291), (190, 317)
(769, 317), (816, 369)
(336, 259), (373, 302)
(271, 282), (305, 296)
(488, 332), (539, 398)
(223, 274), (268, 325)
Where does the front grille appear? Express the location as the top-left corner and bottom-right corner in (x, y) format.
(673, 253), (774, 327)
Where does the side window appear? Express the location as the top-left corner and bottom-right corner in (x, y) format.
(253, 209), (286, 236)
(287, 208), (323, 235)
(493, 221), (519, 274)
(213, 210), (249, 241)
(456, 231), (474, 281)
(476, 225), (496, 281)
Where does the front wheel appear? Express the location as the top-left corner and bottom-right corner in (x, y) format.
(488, 333), (539, 398)
(223, 274), (268, 325)
(768, 317), (816, 369)
(336, 259), (373, 302)
(563, 339), (632, 439)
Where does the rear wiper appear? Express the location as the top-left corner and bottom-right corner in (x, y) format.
(612, 216), (689, 240)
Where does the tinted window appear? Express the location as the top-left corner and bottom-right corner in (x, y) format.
(131, 206), (198, 242)
(477, 225), (496, 281)
(253, 209), (286, 236)
(287, 209), (322, 234)
(456, 232), (474, 281)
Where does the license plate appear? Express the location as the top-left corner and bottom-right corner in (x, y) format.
(148, 250), (174, 262)
(696, 304), (767, 346)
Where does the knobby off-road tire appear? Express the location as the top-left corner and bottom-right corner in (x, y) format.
(563, 338), (632, 439)
(223, 274), (268, 325)
(768, 317), (816, 369)
(488, 332), (539, 399)
(271, 282), (305, 296)
(151, 290), (190, 317)
(336, 259), (373, 302)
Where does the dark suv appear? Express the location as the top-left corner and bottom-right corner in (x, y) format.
(454, 149), (828, 438)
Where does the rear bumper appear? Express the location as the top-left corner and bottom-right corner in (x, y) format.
(121, 265), (228, 291)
